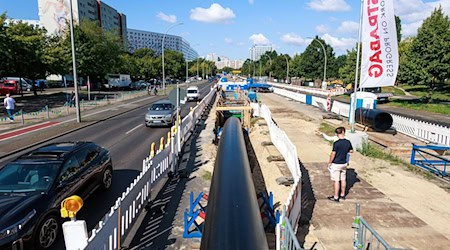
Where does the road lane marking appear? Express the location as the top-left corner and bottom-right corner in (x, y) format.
(126, 124), (143, 135)
(0, 121), (60, 142)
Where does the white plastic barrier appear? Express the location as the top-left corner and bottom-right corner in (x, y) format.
(252, 103), (302, 249)
(391, 114), (450, 146)
(83, 89), (216, 249)
(273, 87), (450, 146)
(270, 82), (347, 96)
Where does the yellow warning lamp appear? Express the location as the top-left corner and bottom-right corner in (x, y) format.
(60, 195), (84, 219)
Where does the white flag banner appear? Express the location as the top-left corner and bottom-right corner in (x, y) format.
(360, 0), (399, 88)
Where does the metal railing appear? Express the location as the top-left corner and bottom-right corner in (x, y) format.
(352, 204), (401, 250)
(276, 208), (304, 250)
(200, 117), (268, 250)
(410, 144), (449, 177)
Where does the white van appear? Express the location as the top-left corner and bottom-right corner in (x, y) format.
(186, 86), (200, 101)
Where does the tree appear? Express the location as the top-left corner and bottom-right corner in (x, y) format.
(298, 37), (336, 81)
(61, 20), (125, 83)
(0, 13), (12, 77)
(163, 50), (184, 78)
(289, 54), (302, 78)
(5, 18), (50, 95)
(408, 7), (450, 98)
(338, 44), (361, 87)
(395, 15), (402, 43)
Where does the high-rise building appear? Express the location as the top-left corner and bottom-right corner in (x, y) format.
(127, 29), (199, 61)
(206, 53), (218, 62)
(38, 0), (127, 47)
(249, 44), (273, 61)
(215, 56), (244, 70)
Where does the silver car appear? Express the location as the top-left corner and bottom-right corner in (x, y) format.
(145, 100), (176, 127)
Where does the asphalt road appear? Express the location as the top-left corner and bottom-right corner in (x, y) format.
(0, 82), (212, 249)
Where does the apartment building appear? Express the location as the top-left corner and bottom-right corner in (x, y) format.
(249, 44), (273, 61)
(38, 0), (127, 46)
(127, 29), (199, 61)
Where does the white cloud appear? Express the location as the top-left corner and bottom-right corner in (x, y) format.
(315, 24), (329, 34)
(156, 12), (177, 23)
(307, 0), (351, 12)
(394, 0), (450, 38)
(281, 33), (308, 46)
(190, 3), (236, 24)
(249, 0), (255, 4)
(336, 21), (359, 34)
(249, 33), (270, 45)
(321, 33), (356, 51)
(224, 37), (233, 44)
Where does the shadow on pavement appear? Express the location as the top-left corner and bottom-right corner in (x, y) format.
(297, 160), (317, 249)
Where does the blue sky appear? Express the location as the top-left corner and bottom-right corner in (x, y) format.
(1, 0), (449, 60)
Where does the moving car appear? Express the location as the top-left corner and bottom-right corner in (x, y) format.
(145, 100), (176, 127)
(0, 142), (113, 250)
(186, 86), (200, 101)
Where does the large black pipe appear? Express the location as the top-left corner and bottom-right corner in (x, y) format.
(355, 108), (393, 132)
(201, 117), (268, 250)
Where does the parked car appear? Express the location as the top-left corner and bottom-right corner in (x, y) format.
(0, 79), (23, 96)
(186, 86), (200, 101)
(144, 100), (176, 127)
(129, 80), (148, 90)
(3, 77), (33, 92)
(0, 142), (113, 250)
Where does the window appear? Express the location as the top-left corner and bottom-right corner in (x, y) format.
(59, 156), (80, 183)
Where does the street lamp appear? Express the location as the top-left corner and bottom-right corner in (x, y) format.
(68, 0), (81, 123)
(282, 54), (290, 83)
(308, 37), (327, 84)
(162, 22), (183, 95)
(185, 59), (189, 86)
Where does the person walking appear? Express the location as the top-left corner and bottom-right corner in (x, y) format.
(69, 91), (75, 107)
(327, 127), (353, 202)
(4, 94), (16, 122)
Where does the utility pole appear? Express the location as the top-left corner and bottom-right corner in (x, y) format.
(69, 0), (81, 123)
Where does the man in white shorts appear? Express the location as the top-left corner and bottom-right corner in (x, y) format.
(327, 127), (353, 202)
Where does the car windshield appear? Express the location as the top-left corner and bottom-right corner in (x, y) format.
(150, 103), (172, 111)
(3, 83), (15, 87)
(187, 89), (198, 93)
(0, 163), (60, 193)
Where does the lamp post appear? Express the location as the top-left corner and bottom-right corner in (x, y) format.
(162, 22), (183, 95)
(308, 37), (327, 84)
(68, 0), (81, 123)
(186, 59), (189, 86)
(282, 54), (290, 83)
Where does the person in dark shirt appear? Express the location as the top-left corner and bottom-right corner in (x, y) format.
(327, 127), (353, 202)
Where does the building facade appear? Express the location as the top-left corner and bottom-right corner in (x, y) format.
(127, 29), (199, 61)
(38, 0), (127, 47)
(215, 57), (244, 70)
(249, 44), (273, 61)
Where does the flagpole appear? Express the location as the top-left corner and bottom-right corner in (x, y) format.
(350, 0), (364, 133)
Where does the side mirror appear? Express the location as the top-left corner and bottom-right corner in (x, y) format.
(147, 107), (150, 110)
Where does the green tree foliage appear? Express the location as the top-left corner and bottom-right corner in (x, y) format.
(164, 50), (184, 78)
(405, 7), (450, 97)
(395, 15), (402, 43)
(297, 37), (336, 81)
(338, 44), (361, 86)
(289, 54), (303, 78)
(62, 20), (125, 82)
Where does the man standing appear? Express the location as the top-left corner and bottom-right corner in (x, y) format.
(327, 127), (353, 202)
(4, 94), (16, 122)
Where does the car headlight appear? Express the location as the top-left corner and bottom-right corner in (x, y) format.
(164, 114), (173, 118)
(0, 209), (36, 240)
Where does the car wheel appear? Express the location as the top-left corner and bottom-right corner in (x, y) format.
(35, 214), (60, 250)
(101, 166), (113, 190)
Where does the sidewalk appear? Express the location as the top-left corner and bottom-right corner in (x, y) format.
(258, 93), (450, 249)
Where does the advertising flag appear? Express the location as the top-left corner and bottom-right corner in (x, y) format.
(360, 0), (399, 88)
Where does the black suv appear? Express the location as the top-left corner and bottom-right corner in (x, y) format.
(0, 142), (112, 250)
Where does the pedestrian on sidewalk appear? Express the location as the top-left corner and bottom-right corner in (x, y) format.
(327, 126), (353, 202)
(69, 91), (75, 107)
(3, 93), (16, 122)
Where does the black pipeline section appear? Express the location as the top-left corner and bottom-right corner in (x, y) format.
(200, 117), (269, 250)
(355, 108), (393, 132)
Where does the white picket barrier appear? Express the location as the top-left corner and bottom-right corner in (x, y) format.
(270, 82), (346, 96)
(391, 114), (450, 146)
(252, 103), (302, 249)
(273, 86), (450, 146)
(83, 89), (216, 249)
